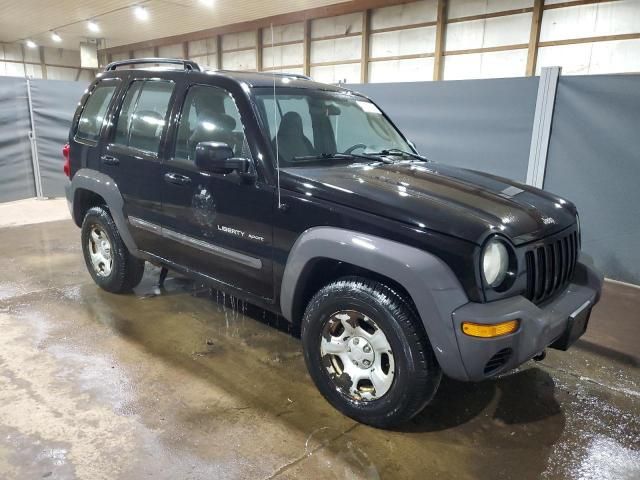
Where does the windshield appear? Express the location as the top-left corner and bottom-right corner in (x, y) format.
(253, 87), (413, 166)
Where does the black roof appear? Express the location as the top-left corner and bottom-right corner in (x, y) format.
(197, 69), (351, 92)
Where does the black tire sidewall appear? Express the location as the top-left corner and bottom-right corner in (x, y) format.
(302, 281), (433, 426)
(81, 207), (129, 293)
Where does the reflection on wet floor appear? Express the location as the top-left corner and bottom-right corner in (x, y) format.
(0, 220), (638, 480)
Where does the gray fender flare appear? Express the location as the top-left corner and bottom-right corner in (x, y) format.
(67, 168), (138, 255)
(280, 227), (470, 380)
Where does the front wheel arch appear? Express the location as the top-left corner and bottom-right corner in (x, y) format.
(290, 258), (418, 326)
(279, 227), (471, 381)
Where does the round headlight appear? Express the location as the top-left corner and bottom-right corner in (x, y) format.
(482, 238), (509, 287)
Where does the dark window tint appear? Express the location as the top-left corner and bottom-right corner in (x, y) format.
(76, 80), (119, 142)
(175, 85), (251, 161)
(114, 80), (174, 154)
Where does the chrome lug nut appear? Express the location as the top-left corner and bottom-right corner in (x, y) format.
(353, 338), (359, 345)
(362, 359), (371, 367)
(363, 345), (371, 353)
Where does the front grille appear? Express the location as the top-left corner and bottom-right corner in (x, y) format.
(525, 230), (579, 304)
(484, 348), (513, 375)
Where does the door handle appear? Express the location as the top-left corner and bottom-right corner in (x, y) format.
(164, 172), (192, 186)
(101, 155), (120, 166)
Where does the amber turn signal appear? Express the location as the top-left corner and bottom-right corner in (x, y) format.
(461, 320), (519, 338)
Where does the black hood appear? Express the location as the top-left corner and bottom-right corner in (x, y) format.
(281, 160), (577, 245)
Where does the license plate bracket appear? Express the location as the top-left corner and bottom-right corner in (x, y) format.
(550, 301), (592, 351)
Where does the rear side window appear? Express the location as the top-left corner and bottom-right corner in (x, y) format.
(75, 80), (119, 142)
(114, 80), (174, 154)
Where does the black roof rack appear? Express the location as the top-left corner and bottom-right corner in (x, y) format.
(266, 72), (311, 81)
(104, 58), (200, 72)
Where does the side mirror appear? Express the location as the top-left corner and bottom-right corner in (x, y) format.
(195, 141), (250, 175)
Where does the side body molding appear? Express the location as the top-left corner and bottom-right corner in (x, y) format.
(280, 227), (471, 380)
(66, 168), (138, 255)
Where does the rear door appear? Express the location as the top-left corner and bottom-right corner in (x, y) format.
(159, 82), (274, 300)
(101, 77), (176, 253)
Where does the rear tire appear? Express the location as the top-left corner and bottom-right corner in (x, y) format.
(301, 276), (441, 428)
(81, 206), (145, 293)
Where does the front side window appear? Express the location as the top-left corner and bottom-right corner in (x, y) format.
(76, 80), (119, 142)
(253, 88), (411, 166)
(174, 84), (251, 162)
(114, 80), (174, 154)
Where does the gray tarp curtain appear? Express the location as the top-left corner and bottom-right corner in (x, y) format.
(346, 77), (540, 182)
(30, 79), (87, 197)
(0, 74), (638, 285)
(0, 76), (86, 201)
(544, 75), (640, 285)
(0, 77), (34, 202)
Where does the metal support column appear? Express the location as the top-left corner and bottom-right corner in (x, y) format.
(25, 78), (45, 199)
(526, 66), (561, 189)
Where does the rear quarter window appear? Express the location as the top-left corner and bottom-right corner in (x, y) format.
(75, 80), (120, 142)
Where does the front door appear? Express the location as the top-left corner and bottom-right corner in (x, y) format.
(159, 84), (274, 300)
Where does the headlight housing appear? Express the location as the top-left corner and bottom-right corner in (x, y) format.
(482, 237), (510, 288)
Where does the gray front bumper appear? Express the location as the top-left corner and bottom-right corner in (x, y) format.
(450, 259), (603, 381)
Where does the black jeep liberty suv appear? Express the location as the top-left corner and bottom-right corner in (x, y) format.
(64, 58), (603, 428)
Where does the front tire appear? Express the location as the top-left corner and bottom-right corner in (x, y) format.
(301, 276), (441, 428)
(81, 206), (145, 293)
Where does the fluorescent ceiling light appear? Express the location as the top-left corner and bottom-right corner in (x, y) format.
(87, 21), (100, 33)
(51, 31), (62, 42)
(26, 40), (37, 49)
(200, 0), (214, 6)
(134, 6), (149, 20)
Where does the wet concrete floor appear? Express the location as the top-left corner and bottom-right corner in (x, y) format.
(0, 219), (638, 479)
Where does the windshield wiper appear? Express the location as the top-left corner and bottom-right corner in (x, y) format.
(292, 152), (394, 164)
(364, 148), (429, 162)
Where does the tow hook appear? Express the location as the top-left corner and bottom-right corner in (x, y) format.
(533, 350), (546, 362)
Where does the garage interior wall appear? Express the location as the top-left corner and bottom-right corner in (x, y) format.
(97, 0), (640, 83)
(0, 43), (96, 81)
